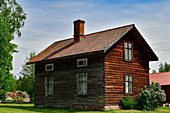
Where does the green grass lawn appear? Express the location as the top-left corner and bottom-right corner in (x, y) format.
(0, 103), (170, 113)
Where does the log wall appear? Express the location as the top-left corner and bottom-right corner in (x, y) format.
(104, 32), (149, 106)
(34, 52), (105, 109)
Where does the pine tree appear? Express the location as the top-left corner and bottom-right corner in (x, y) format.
(16, 51), (36, 98)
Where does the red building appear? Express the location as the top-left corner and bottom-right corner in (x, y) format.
(150, 72), (170, 103)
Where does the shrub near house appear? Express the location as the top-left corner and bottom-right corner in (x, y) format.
(137, 82), (166, 111)
(120, 82), (166, 111)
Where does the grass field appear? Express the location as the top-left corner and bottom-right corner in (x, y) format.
(0, 104), (170, 113)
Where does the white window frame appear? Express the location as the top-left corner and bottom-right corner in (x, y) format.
(124, 74), (133, 95)
(124, 41), (133, 61)
(77, 73), (88, 95)
(45, 63), (54, 71)
(77, 58), (88, 67)
(45, 77), (53, 96)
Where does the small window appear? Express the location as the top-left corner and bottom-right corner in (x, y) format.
(77, 58), (87, 67)
(45, 63), (54, 71)
(124, 41), (132, 61)
(125, 74), (133, 94)
(45, 77), (53, 96)
(77, 73), (87, 95)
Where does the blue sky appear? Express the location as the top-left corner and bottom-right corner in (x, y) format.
(12, 0), (170, 76)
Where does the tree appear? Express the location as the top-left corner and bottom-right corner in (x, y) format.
(158, 62), (170, 73)
(152, 70), (156, 73)
(0, 0), (26, 99)
(16, 51), (36, 98)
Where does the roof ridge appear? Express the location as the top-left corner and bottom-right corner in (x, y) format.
(85, 24), (134, 36)
(52, 24), (134, 43)
(54, 37), (73, 43)
(150, 72), (170, 74)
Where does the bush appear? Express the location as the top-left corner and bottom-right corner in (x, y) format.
(12, 98), (24, 101)
(120, 96), (137, 109)
(23, 91), (28, 95)
(137, 82), (166, 111)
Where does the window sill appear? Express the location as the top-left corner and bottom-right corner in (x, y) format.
(125, 93), (133, 96)
(45, 95), (53, 97)
(124, 60), (133, 63)
(77, 94), (88, 96)
(77, 65), (87, 68)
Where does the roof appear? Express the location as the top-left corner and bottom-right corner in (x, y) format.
(149, 72), (170, 86)
(27, 24), (158, 64)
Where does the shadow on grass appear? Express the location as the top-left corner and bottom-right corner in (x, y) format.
(0, 105), (106, 113)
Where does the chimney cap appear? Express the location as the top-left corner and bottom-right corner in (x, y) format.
(73, 19), (85, 23)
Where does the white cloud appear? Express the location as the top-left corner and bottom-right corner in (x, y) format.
(12, 0), (170, 76)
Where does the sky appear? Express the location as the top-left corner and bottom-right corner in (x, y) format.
(12, 0), (170, 76)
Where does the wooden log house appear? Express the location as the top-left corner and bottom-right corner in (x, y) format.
(27, 19), (158, 110)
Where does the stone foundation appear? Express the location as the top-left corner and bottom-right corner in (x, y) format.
(34, 105), (121, 110)
(104, 105), (120, 110)
(34, 105), (104, 110)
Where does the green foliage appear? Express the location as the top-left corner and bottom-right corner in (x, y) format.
(120, 96), (137, 109)
(137, 82), (166, 111)
(159, 62), (170, 73)
(16, 51), (36, 98)
(0, 0), (27, 37)
(152, 70), (156, 73)
(23, 91), (28, 96)
(0, 104), (170, 113)
(0, 0), (26, 99)
(12, 98), (24, 101)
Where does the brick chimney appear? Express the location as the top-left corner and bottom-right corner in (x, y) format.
(73, 19), (85, 42)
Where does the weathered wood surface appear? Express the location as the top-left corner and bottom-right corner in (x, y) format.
(35, 53), (105, 107)
(104, 31), (149, 106)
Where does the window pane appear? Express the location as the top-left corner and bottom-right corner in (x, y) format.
(83, 60), (86, 65)
(49, 84), (52, 90)
(78, 82), (81, 93)
(79, 76), (82, 82)
(77, 73), (87, 95)
(48, 65), (51, 69)
(78, 61), (83, 65)
(125, 49), (128, 60)
(45, 77), (53, 96)
(47, 89), (49, 95)
(83, 82), (87, 94)
(125, 82), (128, 93)
(125, 75), (128, 81)
(49, 90), (52, 95)
(125, 42), (128, 48)
(129, 43), (132, 49)
(129, 76), (132, 82)
(81, 82), (83, 94)
(129, 50), (132, 60)
(47, 79), (49, 84)
(49, 79), (52, 84)
(78, 76), (80, 82)
(83, 75), (86, 81)
(78, 60), (86, 65)
(129, 82), (133, 94)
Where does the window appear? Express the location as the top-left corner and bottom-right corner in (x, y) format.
(45, 77), (53, 96)
(77, 58), (87, 67)
(45, 63), (54, 71)
(77, 73), (87, 95)
(124, 41), (132, 61)
(125, 75), (133, 94)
